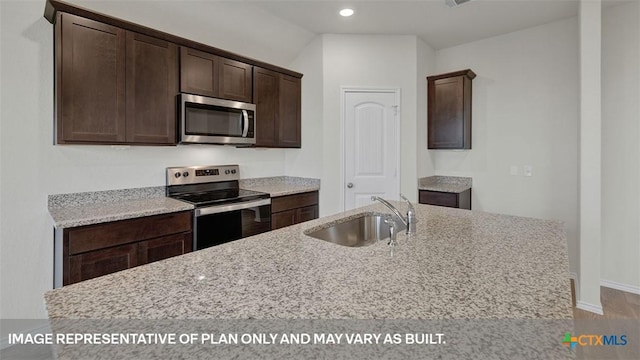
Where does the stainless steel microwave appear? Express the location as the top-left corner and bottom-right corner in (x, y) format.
(179, 94), (256, 145)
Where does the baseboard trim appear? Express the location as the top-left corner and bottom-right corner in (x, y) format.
(0, 323), (51, 350)
(601, 279), (640, 295)
(576, 301), (604, 315)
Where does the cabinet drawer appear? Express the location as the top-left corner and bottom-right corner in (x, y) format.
(67, 211), (192, 255)
(271, 191), (319, 213)
(419, 191), (458, 208)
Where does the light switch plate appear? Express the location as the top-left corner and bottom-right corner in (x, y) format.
(523, 165), (533, 177)
(510, 165), (519, 176)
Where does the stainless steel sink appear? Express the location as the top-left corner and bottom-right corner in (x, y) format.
(304, 213), (406, 247)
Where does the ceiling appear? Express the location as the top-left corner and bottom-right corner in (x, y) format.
(248, 0), (628, 50)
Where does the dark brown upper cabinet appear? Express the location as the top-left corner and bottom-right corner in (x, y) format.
(278, 74), (302, 148)
(253, 67), (302, 148)
(179, 47), (218, 98)
(56, 13), (178, 145)
(58, 14), (126, 143)
(45, 0), (303, 147)
(427, 69), (476, 149)
(219, 58), (253, 103)
(125, 32), (178, 144)
(180, 47), (253, 103)
(253, 67), (278, 147)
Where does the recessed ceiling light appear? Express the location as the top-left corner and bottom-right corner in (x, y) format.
(339, 8), (354, 17)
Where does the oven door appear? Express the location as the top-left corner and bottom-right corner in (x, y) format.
(180, 94), (255, 145)
(194, 198), (271, 250)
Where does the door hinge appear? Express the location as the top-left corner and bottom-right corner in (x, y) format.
(392, 105), (399, 116)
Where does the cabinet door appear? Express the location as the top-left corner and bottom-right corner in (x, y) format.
(68, 243), (137, 285)
(126, 32), (178, 144)
(296, 205), (318, 224)
(278, 74), (302, 148)
(180, 47), (218, 97)
(253, 67), (279, 147)
(58, 13), (126, 143)
(138, 233), (192, 265)
(272, 209), (297, 230)
(428, 76), (465, 149)
(219, 58), (252, 103)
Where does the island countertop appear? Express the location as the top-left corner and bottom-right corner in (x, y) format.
(44, 202), (572, 320)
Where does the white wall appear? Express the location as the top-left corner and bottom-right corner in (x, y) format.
(602, 1), (640, 290)
(416, 38), (436, 179)
(285, 37), (324, 180)
(0, 0), (292, 330)
(432, 18), (580, 275)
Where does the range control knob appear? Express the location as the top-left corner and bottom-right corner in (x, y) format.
(225, 170), (231, 175)
(174, 172), (181, 178)
(182, 172), (189, 177)
(231, 169), (236, 174)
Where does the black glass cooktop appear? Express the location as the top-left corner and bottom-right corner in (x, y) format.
(170, 188), (269, 207)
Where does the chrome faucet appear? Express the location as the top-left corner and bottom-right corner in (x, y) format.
(383, 215), (397, 246)
(399, 194), (418, 236)
(371, 194), (417, 236)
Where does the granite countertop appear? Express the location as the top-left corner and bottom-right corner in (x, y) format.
(47, 177), (320, 229)
(419, 176), (472, 193)
(48, 187), (194, 229)
(240, 176), (320, 197)
(45, 203), (571, 320)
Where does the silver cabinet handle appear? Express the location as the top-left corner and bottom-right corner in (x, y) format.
(347, 183), (354, 188)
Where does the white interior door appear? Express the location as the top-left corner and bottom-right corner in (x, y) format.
(344, 89), (400, 210)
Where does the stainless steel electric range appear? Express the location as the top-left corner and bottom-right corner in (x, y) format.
(166, 165), (271, 250)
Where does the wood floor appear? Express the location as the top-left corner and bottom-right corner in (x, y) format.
(2, 286), (638, 360)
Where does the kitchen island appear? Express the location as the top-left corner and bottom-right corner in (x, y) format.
(44, 202), (573, 358)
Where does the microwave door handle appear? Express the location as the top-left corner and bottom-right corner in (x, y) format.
(241, 110), (249, 137)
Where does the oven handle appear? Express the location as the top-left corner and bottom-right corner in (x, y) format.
(241, 110), (249, 137)
(195, 198), (271, 217)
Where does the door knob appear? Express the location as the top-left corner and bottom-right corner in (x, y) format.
(347, 183), (354, 188)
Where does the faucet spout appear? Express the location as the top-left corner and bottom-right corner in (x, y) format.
(371, 196), (408, 227)
(399, 193), (418, 236)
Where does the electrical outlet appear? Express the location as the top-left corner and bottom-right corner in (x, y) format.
(523, 165), (533, 177)
(510, 165), (519, 176)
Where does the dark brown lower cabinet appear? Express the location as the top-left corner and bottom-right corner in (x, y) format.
(63, 211), (192, 285)
(271, 191), (319, 230)
(138, 233), (192, 264)
(69, 243), (138, 285)
(419, 189), (471, 210)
